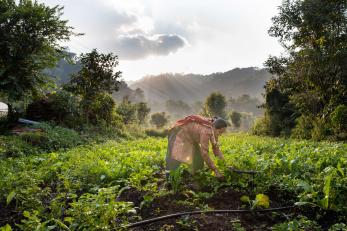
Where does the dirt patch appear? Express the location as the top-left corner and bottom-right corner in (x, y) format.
(127, 187), (293, 231)
(0, 202), (19, 227)
(206, 188), (243, 209)
(116, 187), (147, 208)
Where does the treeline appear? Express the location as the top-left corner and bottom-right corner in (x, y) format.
(6, 48), (161, 132)
(0, 0), (264, 135)
(164, 94), (262, 119)
(254, 0), (347, 141)
(0, 1), (159, 136)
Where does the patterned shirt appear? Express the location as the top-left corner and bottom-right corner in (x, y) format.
(171, 121), (223, 171)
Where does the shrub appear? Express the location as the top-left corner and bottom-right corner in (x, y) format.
(30, 123), (83, 152)
(0, 136), (40, 158)
(123, 124), (146, 139)
(230, 111), (242, 128)
(26, 90), (81, 126)
(272, 216), (322, 231)
(251, 116), (270, 136)
(203, 92), (227, 118)
(78, 124), (125, 142)
(116, 100), (137, 125)
(331, 105), (347, 134)
(291, 115), (314, 139)
(311, 117), (332, 141)
(150, 112), (169, 129)
(85, 93), (117, 125)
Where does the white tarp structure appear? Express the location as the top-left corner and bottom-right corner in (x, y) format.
(0, 102), (8, 116)
(0, 102), (8, 110)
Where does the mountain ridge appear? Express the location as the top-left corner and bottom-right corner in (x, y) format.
(129, 67), (271, 105)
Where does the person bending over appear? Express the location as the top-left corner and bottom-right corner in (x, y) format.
(166, 115), (228, 178)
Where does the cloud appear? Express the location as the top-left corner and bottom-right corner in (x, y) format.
(42, 0), (188, 59)
(115, 34), (186, 60)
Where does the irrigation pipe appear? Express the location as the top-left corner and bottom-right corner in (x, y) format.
(125, 205), (296, 228)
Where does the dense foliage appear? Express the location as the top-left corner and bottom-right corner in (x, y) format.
(66, 49), (121, 125)
(26, 90), (81, 126)
(261, 0), (347, 140)
(230, 111), (242, 128)
(0, 0), (75, 122)
(0, 134), (346, 230)
(203, 92), (227, 118)
(150, 112), (169, 129)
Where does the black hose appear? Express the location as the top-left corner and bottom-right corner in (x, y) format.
(125, 205), (296, 228)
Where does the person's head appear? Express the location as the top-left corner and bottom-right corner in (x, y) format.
(212, 117), (228, 135)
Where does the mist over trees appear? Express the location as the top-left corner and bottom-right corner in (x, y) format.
(2, 0), (344, 140)
(130, 67), (271, 103)
(228, 95), (263, 116)
(165, 100), (192, 120)
(203, 92), (227, 118)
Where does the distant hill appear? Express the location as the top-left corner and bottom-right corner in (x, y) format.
(130, 67), (271, 105)
(46, 57), (271, 115)
(45, 52), (81, 84)
(45, 52), (136, 104)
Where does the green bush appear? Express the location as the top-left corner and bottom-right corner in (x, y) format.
(230, 111), (242, 128)
(116, 100), (137, 125)
(328, 223), (347, 231)
(79, 124), (125, 142)
(83, 93), (117, 125)
(331, 105), (347, 135)
(26, 90), (81, 126)
(31, 123), (83, 152)
(291, 115), (314, 139)
(20, 131), (48, 146)
(150, 112), (169, 129)
(123, 123), (146, 139)
(66, 187), (135, 230)
(0, 136), (40, 158)
(251, 116), (270, 136)
(311, 117), (332, 141)
(272, 216), (322, 231)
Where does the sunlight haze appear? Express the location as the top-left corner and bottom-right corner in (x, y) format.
(41, 0), (284, 81)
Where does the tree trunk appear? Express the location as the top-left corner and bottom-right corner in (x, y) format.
(7, 103), (17, 125)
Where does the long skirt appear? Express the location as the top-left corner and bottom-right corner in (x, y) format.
(166, 127), (204, 174)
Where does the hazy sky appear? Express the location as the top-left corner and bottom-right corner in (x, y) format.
(41, 0), (284, 81)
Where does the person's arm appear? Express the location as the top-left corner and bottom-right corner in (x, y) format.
(200, 132), (222, 177)
(210, 132), (224, 160)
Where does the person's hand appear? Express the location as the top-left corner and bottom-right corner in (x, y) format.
(215, 172), (225, 182)
(215, 170), (224, 179)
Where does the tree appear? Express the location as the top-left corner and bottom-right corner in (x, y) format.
(228, 95), (263, 116)
(0, 0), (75, 122)
(230, 111), (242, 128)
(136, 102), (151, 124)
(150, 112), (168, 129)
(132, 88), (145, 102)
(26, 90), (81, 125)
(204, 92), (227, 118)
(87, 93), (116, 125)
(263, 0), (347, 138)
(67, 49), (121, 123)
(166, 100), (192, 118)
(68, 49), (121, 99)
(116, 98), (137, 125)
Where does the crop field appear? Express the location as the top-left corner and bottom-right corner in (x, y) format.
(0, 134), (346, 230)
